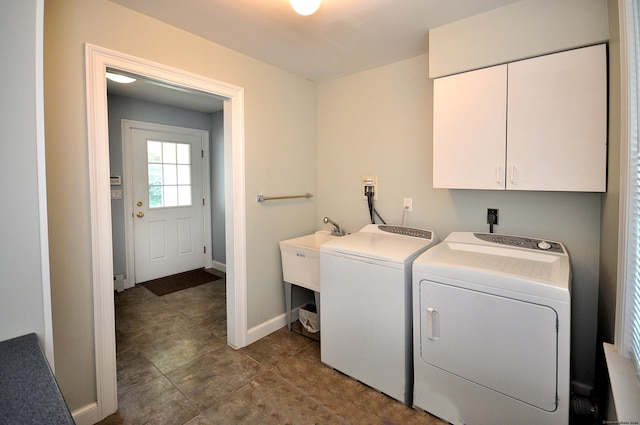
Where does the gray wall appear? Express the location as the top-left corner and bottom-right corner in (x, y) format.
(108, 94), (224, 279)
(210, 110), (226, 267)
(0, 0), (52, 358)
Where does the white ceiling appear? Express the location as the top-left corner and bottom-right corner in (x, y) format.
(106, 0), (524, 111)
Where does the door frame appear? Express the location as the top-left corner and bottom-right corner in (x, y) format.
(122, 120), (212, 287)
(85, 43), (248, 419)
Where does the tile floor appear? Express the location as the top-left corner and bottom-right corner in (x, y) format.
(97, 271), (445, 425)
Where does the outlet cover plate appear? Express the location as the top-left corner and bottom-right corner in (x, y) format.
(487, 208), (499, 225)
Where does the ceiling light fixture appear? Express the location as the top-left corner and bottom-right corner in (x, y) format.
(106, 71), (136, 84)
(290, 0), (321, 16)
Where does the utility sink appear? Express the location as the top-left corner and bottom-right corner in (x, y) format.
(279, 230), (339, 292)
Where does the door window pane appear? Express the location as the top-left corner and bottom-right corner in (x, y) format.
(149, 185), (163, 208)
(147, 141), (162, 163)
(148, 164), (162, 186)
(147, 140), (192, 208)
(163, 142), (176, 164)
(177, 144), (190, 164)
(163, 164), (177, 185)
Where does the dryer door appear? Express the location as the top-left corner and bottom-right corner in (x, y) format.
(419, 280), (558, 411)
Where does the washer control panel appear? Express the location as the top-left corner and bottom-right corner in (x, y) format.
(379, 225), (433, 239)
(473, 233), (564, 253)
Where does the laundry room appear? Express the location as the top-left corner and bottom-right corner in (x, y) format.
(28, 0), (634, 423)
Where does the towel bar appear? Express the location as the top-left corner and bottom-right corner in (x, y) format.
(256, 193), (313, 202)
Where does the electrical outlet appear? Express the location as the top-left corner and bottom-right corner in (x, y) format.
(403, 197), (413, 212)
(487, 208), (499, 225)
(361, 175), (378, 200)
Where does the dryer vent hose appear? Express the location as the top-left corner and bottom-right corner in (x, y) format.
(570, 394), (595, 417)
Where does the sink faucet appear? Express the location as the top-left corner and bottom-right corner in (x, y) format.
(323, 217), (345, 236)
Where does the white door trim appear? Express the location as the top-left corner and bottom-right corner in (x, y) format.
(84, 43), (248, 421)
(35, 0), (55, 365)
(122, 120), (212, 287)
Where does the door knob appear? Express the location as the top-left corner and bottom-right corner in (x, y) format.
(136, 211), (144, 218)
(137, 201), (143, 207)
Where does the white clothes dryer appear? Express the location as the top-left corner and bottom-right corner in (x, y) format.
(412, 232), (571, 425)
(320, 224), (439, 406)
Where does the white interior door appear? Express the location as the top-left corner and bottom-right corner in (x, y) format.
(131, 126), (207, 283)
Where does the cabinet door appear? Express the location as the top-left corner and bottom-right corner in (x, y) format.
(433, 65), (507, 190)
(506, 44), (607, 191)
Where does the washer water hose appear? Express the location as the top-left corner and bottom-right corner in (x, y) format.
(365, 187), (386, 225)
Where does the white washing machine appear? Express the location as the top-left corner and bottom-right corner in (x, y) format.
(412, 232), (571, 425)
(320, 224), (439, 406)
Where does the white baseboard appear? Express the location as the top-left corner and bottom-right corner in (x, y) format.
(245, 306), (302, 346)
(570, 380), (594, 397)
(246, 312), (287, 346)
(72, 402), (101, 425)
(210, 260), (226, 273)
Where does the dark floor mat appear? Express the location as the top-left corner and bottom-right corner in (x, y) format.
(140, 269), (221, 296)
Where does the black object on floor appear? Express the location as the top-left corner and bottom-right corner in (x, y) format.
(140, 269), (221, 296)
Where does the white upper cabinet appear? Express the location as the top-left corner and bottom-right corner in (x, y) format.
(433, 65), (508, 189)
(507, 44), (607, 191)
(433, 44), (607, 192)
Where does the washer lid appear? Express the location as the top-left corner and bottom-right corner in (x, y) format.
(321, 224), (439, 265)
(414, 232), (570, 301)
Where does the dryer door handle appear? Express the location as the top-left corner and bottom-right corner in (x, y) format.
(426, 308), (440, 341)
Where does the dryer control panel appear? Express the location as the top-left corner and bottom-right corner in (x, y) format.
(474, 233), (564, 254)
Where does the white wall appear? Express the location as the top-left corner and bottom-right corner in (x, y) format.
(44, 0), (317, 411)
(317, 53), (603, 394)
(0, 0), (53, 361)
(429, 0), (610, 78)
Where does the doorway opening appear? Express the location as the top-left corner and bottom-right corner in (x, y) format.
(85, 44), (248, 419)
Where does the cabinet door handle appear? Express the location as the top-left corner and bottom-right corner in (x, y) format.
(510, 166), (516, 184)
(496, 165), (502, 184)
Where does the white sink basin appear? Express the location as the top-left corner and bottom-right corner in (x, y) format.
(279, 230), (339, 292)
